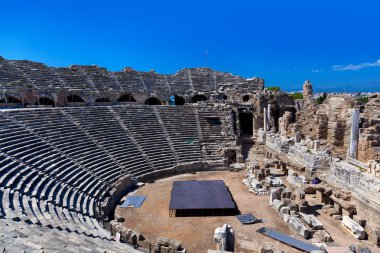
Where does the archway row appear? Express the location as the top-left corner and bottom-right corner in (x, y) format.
(0, 95), (22, 104)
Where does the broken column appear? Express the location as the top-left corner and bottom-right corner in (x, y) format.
(313, 140), (320, 151)
(348, 109), (359, 159)
(267, 104), (271, 130)
(214, 224), (233, 251)
(263, 108), (267, 132)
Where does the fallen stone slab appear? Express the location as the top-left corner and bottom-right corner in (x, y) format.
(342, 216), (365, 240)
(272, 199), (284, 212)
(313, 230), (332, 242)
(299, 212), (323, 230)
(289, 216), (310, 239)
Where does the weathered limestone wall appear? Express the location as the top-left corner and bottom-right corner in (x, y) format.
(358, 93), (380, 162)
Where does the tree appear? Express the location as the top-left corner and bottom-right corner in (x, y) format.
(357, 96), (369, 103)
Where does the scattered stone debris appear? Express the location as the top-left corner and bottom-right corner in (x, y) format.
(214, 224), (234, 252)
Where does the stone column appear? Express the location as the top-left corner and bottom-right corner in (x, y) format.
(263, 108), (267, 132)
(349, 109), (359, 159)
(267, 104), (271, 130)
(252, 115), (257, 131)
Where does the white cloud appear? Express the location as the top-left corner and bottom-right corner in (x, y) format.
(332, 59), (380, 71)
(311, 69), (320, 73)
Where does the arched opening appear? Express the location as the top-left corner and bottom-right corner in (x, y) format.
(67, 95), (84, 103)
(0, 98), (6, 103)
(39, 97), (54, 106)
(144, 97), (161, 105)
(6, 96), (22, 104)
(242, 95), (250, 102)
(117, 93), (136, 102)
(95, 98), (110, 103)
(169, 95), (185, 105)
(239, 108), (253, 136)
(191, 94), (207, 103)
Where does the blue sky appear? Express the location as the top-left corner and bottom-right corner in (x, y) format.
(0, 1), (379, 92)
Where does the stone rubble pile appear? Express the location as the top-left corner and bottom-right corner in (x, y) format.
(155, 237), (186, 253)
(110, 220), (187, 253)
(242, 160), (284, 195)
(269, 187), (332, 242)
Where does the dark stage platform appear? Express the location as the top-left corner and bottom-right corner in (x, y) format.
(169, 180), (237, 217)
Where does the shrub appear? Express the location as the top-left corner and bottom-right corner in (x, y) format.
(267, 86), (281, 91)
(316, 92), (327, 104)
(289, 93), (303, 99)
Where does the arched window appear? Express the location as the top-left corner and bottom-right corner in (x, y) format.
(144, 97), (161, 105)
(117, 93), (136, 102)
(67, 95), (84, 103)
(39, 97), (54, 106)
(95, 98), (110, 103)
(191, 94), (207, 103)
(242, 95), (250, 102)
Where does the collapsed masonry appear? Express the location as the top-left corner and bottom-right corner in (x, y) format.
(255, 81), (380, 246)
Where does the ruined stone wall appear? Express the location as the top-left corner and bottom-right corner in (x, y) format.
(358, 93), (380, 162)
(296, 90), (357, 159)
(0, 57), (264, 107)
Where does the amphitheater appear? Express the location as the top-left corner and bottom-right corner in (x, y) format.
(0, 56), (380, 252)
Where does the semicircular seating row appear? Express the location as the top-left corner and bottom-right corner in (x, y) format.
(0, 105), (226, 251)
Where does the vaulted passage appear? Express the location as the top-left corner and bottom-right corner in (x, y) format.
(191, 94), (207, 103)
(118, 93), (136, 102)
(239, 110), (253, 136)
(67, 95), (84, 103)
(1, 96), (22, 104)
(169, 95), (185, 105)
(145, 97), (161, 105)
(39, 97), (54, 106)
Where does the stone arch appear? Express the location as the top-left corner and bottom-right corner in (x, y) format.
(95, 97), (110, 103)
(67, 94), (84, 103)
(144, 97), (161, 105)
(117, 93), (136, 102)
(169, 95), (185, 105)
(6, 96), (22, 104)
(39, 97), (55, 106)
(191, 94), (207, 103)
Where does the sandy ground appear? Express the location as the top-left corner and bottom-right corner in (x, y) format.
(117, 170), (314, 253)
(115, 144), (379, 252)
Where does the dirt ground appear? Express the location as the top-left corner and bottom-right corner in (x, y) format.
(117, 170), (318, 253)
